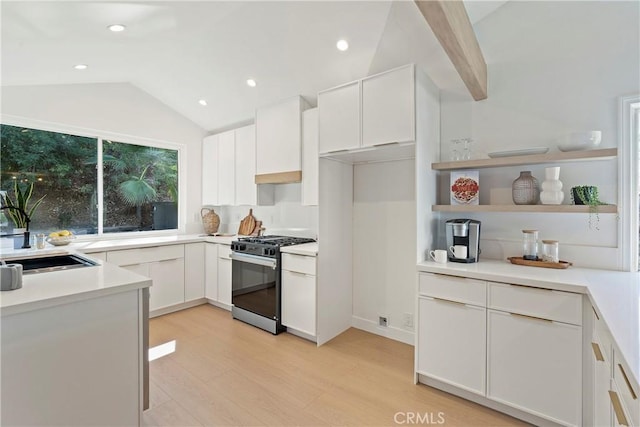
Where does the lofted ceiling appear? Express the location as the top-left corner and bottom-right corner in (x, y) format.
(1, 1), (507, 133)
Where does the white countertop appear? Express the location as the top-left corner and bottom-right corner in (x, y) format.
(417, 259), (640, 386)
(280, 242), (318, 256)
(0, 257), (151, 317)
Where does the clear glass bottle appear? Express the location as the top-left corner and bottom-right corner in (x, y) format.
(522, 229), (539, 260)
(541, 240), (559, 263)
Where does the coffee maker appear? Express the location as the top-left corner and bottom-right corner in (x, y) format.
(445, 219), (481, 263)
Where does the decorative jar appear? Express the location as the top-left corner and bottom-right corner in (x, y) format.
(522, 229), (539, 260)
(512, 171), (539, 205)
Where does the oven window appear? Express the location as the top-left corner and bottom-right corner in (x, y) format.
(232, 260), (277, 319)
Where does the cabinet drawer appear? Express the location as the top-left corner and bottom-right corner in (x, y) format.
(613, 352), (639, 426)
(488, 282), (582, 325)
(218, 244), (232, 260)
(107, 244), (184, 266)
(282, 253), (316, 276)
(418, 273), (486, 306)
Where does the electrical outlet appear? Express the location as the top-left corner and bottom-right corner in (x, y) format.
(378, 316), (388, 327)
(402, 312), (414, 328)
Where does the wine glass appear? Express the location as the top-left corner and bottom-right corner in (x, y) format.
(461, 138), (474, 160)
(450, 139), (462, 161)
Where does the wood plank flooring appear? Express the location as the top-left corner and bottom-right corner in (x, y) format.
(144, 304), (528, 426)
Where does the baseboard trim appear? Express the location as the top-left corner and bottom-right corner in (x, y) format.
(351, 315), (415, 345)
(206, 299), (232, 311)
(150, 298), (207, 318)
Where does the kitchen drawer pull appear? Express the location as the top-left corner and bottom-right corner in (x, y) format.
(592, 306), (600, 320)
(618, 364), (638, 399)
(286, 270), (313, 278)
(433, 297), (466, 307)
(326, 149), (350, 154)
(373, 141), (399, 147)
(510, 312), (553, 323)
(508, 283), (552, 291)
(591, 342), (605, 362)
(609, 390), (630, 426)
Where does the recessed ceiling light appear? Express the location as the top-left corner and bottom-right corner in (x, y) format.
(336, 39), (349, 51)
(108, 24), (126, 32)
(198, 99), (208, 106)
(74, 64), (88, 70)
(246, 79), (257, 87)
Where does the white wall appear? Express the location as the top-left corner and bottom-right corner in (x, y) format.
(352, 159), (416, 344)
(1, 83), (206, 233)
(438, 1), (640, 270)
(211, 183), (318, 237)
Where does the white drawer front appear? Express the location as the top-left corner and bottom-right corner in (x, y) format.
(488, 282), (582, 325)
(613, 353), (640, 427)
(418, 273), (486, 306)
(107, 244), (184, 266)
(218, 244), (232, 260)
(282, 253), (316, 276)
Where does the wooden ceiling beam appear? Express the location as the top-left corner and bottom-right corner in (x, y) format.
(414, 0), (488, 101)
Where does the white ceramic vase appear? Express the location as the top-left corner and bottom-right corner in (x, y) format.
(540, 167), (565, 205)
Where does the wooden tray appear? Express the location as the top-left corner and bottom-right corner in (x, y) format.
(507, 256), (572, 269)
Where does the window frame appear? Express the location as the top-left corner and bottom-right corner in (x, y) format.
(619, 95), (640, 272)
(1, 115), (187, 238)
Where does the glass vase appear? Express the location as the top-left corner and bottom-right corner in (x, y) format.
(512, 171), (539, 205)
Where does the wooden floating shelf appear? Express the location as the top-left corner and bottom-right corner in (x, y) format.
(432, 204), (618, 213)
(432, 148), (617, 171)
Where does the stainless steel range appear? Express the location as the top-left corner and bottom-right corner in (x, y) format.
(230, 235), (315, 334)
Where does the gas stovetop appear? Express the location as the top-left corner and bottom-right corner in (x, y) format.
(231, 235), (316, 257)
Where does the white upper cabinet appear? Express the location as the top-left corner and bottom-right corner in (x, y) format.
(217, 130), (235, 205)
(234, 124), (257, 206)
(256, 96), (309, 181)
(302, 108), (318, 206)
(318, 64), (415, 155)
(318, 81), (360, 154)
(361, 64), (415, 148)
(202, 134), (219, 205)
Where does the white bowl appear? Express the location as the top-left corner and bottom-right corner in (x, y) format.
(46, 235), (75, 246)
(557, 131), (602, 152)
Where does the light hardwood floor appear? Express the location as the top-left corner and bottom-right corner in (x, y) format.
(144, 304), (529, 426)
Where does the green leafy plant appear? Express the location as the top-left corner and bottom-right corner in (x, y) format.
(571, 185), (605, 230)
(1, 181), (46, 229)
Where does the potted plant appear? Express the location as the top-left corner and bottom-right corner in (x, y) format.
(1, 181), (46, 247)
(571, 185), (605, 230)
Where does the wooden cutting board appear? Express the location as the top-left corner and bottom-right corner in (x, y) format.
(237, 208), (257, 236)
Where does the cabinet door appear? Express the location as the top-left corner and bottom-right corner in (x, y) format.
(592, 336), (613, 427)
(302, 108), (318, 206)
(362, 65), (415, 147)
(218, 130), (235, 205)
(487, 310), (582, 426)
(184, 243), (205, 302)
(217, 245), (232, 307)
(235, 124), (257, 206)
(282, 270), (316, 336)
(318, 81), (360, 153)
(256, 96), (303, 175)
(202, 134), (219, 205)
(149, 258), (185, 311)
(204, 243), (218, 300)
(417, 297), (486, 395)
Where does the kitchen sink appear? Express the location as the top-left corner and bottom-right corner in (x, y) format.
(6, 254), (99, 274)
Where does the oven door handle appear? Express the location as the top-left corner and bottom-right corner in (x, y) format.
(230, 253), (278, 269)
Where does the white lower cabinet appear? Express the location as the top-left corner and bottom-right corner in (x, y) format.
(281, 253), (317, 339)
(149, 258), (185, 311)
(217, 245), (232, 307)
(106, 245), (185, 314)
(184, 243), (205, 302)
(487, 309), (582, 426)
(205, 243), (218, 300)
(417, 297), (486, 394)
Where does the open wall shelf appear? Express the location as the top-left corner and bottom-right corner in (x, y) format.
(432, 204), (618, 213)
(432, 148), (617, 171)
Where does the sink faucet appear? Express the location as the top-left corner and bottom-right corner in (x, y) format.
(0, 206), (31, 249)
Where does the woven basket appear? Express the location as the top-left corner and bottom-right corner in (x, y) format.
(201, 208), (220, 234)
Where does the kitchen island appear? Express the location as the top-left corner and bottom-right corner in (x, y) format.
(0, 254), (151, 426)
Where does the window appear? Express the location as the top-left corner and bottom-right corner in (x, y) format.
(1, 124), (180, 236)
